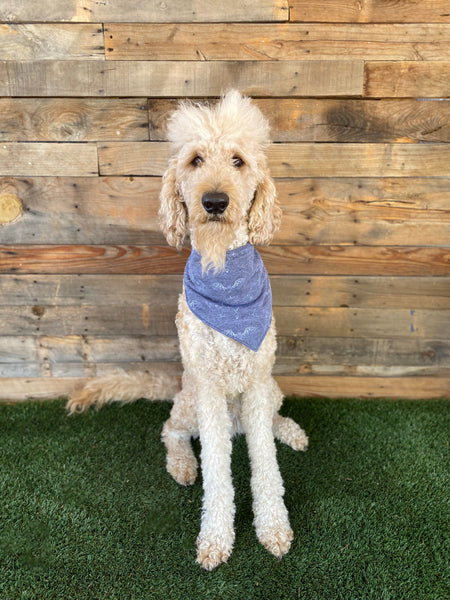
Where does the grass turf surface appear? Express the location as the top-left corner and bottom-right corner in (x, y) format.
(0, 397), (448, 600)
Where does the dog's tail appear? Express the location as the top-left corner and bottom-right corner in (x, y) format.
(66, 370), (180, 415)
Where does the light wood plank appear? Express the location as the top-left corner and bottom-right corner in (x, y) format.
(0, 143), (98, 176)
(0, 99), (149, 142)
(0, 60), (364, 97)
(0, 0), (289, 23)
(1, 245), (448, 276)
(0, 23), (103, 59)
(106, 23), (450, 61)
(276, 376), (450, 400)
(98, 141), (450, 178)
(289, 0), (450, 23)
(364, 62), (450, 98)
(149, 98), (450, 143)
(0, 375), (447, 402)
(275, 307), (450, 340)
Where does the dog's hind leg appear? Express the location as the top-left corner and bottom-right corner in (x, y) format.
(270, 380), (309, 451)
(242, 377), (293, 559)
(162, 385), (199, 486)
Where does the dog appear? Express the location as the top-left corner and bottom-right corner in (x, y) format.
(67, 91), (308, 570)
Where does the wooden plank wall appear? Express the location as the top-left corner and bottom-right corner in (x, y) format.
(0, 0), (449, 401)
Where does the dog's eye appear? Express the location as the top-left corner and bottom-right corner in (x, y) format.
(232, 156), (245, 168)
(191, 155), (204, 167)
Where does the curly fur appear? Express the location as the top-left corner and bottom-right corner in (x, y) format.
(67, 91), (307, 570)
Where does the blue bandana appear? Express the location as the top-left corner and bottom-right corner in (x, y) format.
(184, 243), (272, 351)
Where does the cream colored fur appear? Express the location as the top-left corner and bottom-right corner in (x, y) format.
(67, 91), (308, 570)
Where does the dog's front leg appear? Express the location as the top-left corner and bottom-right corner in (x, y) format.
(195, 385), (235, 570)
(242, 378), (293, 559)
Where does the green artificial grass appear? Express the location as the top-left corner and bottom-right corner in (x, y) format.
(0, 397), (448, 600)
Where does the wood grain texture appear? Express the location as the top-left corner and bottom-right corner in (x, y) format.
(1, 246), (448, 276)
(0, 23), (104, 59)
(364, 62), (450, 97)
(2, 304), (448, 340)
(289, 0), (450, 23)
(98, 142), (450, 177)
(1, 174), (448, 246)
(105, 23), (450, 61)
(0, 99), (149, 142)
(276, 376), (450, 400)
(0, 375), (447, 402)
(149, 98), (450, 143)
(0, 0), (289, 23)
(0, 143), (98, 176)
(0, 60), (364, 97)
(3, 275), (448, 310)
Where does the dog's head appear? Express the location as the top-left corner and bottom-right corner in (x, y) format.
(159, 90), (281, 272)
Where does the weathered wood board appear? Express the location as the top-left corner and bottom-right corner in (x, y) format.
(0, 1), (289, 23)
(289, 0), (450, 23)
(149, 98), (450, 143)
(0, 60), (364, 97)
(105, 23), (450, 61)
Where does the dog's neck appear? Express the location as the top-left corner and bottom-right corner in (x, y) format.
(190, 222), (250, 272)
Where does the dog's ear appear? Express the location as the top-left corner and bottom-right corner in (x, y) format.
(248, 171), (282, 246)
(158, 158), (187, 250)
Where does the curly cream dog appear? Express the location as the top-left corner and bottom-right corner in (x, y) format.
(67, 91), (308, 570)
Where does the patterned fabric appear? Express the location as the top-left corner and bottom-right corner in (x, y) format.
(184, 243), (272, 351)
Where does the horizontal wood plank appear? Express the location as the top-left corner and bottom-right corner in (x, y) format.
(1, 245), (448, 276)
(0, 143), (98, 176)
(0, 23), (104, 59)
(0, 60), (364, 97)
(149, 98), (450, 143)
(0, 99), (149, 142)
(2, 275), (449, 310)
(364, 61), (450, 97)
(0, 375), (447, 402)
(98, 142), (450, 177)
(106, 23), (450, 61)
(1, 176), (448, 246)
(0, 0), (289, 23)
(1, 304), (448, 340)
(289, 0), (450, 23)
(277, 376), (450, 400)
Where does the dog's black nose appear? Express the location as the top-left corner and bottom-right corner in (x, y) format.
(202, 192), (229, 215)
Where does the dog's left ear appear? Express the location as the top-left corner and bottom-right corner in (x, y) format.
(248, 171), (282, 246)
(158, 157), (187, 250)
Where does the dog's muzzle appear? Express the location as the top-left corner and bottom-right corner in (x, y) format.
(201, 192), (229, 216)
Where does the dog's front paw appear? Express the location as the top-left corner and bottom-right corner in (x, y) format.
(257, 523), (293, 559)
(274, 416), (309, 452)
(196, 531), (234, 571)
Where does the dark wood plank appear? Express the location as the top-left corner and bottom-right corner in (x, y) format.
(3, 274), (448, 309)
(290, 0), (450, 23)
(106, 23), (450, 61)
(0, 1), (289, 23)
(0, 60), (364, 97)
(149, 98), (450, 143)
(0, 23), (104, 59)
(0, 99), (149, 142)
(0, 245), (448, 276)
(364, 61), (450, 98)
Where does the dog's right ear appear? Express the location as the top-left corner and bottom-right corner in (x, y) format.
(158, 157), (187, 250)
